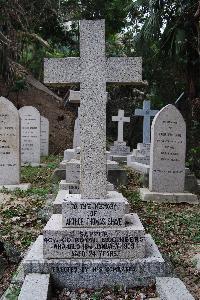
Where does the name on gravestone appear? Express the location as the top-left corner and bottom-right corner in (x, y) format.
(0, 97), (20, 184)
(149, 104), (186, 193)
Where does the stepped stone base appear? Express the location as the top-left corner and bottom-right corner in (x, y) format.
(23, 234), (168, 289)
(110, 155), (128, 163)
(43, 214), (145, 259)
(59, 180), (114, 192)
(140, 188), (199, 204)
(0, 183), (31, 191)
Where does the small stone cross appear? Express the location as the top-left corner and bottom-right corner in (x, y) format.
(44, 20), (143, 199)
(135, 100), (159, 144)
(112, 110), (130, 143)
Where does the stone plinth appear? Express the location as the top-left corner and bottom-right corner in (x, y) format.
(140, 188), (199, 204)
(127, 143), (150, 167)
(59, 180), (114, 193)
(23, 234), (168, 289)
(43, 214), (145, 259)
(62, 192), (128, 228)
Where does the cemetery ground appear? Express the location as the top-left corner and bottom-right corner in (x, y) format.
(0, 161), (199, 299)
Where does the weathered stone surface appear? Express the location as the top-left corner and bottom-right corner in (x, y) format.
(43, 214), (145, 259)
(73, 108), (80, 149)
(59, 180), (114, 194)
(156, 277), (195, 300)
(18, 273), (51, 300)
(149, 105), (186, 193)
(68, 90), (81, 104)
(53, 190), (69, 214)
(110, 141), (130, 156)
(0, 97), (20, 185)
(140, 188), (199, 204)
(135, 100), (159, 144)
(44, 19), (143, 199)
(40, 116), (49, 156)
(127, 155), (150, 165)
(23, 234), (168, 289)
(19, 106), (40, 165)
(0, 183), (31, 191)
(65, 159), (80, 183)
(62, 192), (128, 227)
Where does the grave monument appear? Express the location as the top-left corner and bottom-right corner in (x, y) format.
(127, 100), (158, 169)
(40, 116), (49, 156)
(19, 106), (41, 166)
(0, 97), (30, 190)
(109, 110), (130, 162)
(23, 19), (167, 288)
(140, 104), (198, 204)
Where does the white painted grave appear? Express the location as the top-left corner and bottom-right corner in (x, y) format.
(40, 116), (49, 156)
(140, 104), (198, 204)
(19, 106), (41, 165)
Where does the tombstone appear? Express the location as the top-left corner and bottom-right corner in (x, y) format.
(19, 106), (41, 166)
(135, 100), (159, 144)
(110, 110), (130, 162)
(23, 19), (166, 289)
(140, 104), (198, 204)
(0, 97), (30, 190)
(127, 100), (159, 169)
(40, 116), (49, 156)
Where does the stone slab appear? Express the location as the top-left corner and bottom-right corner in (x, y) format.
(140, 188), (199, 204)
(19, 106), (41, 165)
(110, 155), (128, 163)
(137, 143), (151, 151)
(40, 116), (49, 156)
(110, 143), (130, 156)
(23, 234), (168, 289)
(127, 154), (150, 165)
(132, 149), (150, 157)
(0, 183), (31, 191)
(156, 277), (195, 300)
(43, 214), (145, 259)
(62, 192), (129, 227)
(0, 97), (20, 185)
(128, 162), (150, 174)
(18, 273), (51, 300)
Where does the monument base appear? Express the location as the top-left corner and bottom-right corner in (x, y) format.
(0, 183), (31, 191)
(140, 188), (199, 204)
(110, 155), (128, 163)
(59, 180), (115, 192)
(23, 234), (168, 289)
(127, 162), (150, 174)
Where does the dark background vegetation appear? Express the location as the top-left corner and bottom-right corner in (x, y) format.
(0, 0), (199, 176)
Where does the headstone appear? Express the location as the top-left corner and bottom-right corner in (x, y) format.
(135, 100), (159, 144)
(44, 20), (142, 199)
(110, 110), (130, 159)
(149, 104), (186, 193)
(23, 19), (167, 289)
(19, 106), (41, 165)
(140, 104), (198, 204)
(0, 97), (20, 184)
(72, 108), (80, 149)
(40, 116), (49, 156)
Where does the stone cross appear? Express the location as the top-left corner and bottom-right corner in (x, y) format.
(135, 100), (159, 144)
(44, 20), (142, 199)
(112, 110), (130, 143)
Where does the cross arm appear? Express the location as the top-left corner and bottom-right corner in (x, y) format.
(106, 57), (143, 84)
(135, 109), (145, 116)
(44, 58), (81, 85)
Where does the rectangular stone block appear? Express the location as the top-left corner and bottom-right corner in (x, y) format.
(132, 149), (150, 157)
(156, 277), (195, 300)
(128, 155), (150, 164)
(110, 143), (130, 156)
(65, 159), (80, 183)
(43, 214), (145, 259)
(23, 234), (168, 289)
(137, 143), (151, 151)
(59, 181), (80, 194)
(62, 192), (128, 227)
(18, 273), (51, 300)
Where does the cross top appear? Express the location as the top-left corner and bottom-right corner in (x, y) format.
(44, 19), (143, 199)
(135, 100), (159, 144)
(112, 110), (130, 143)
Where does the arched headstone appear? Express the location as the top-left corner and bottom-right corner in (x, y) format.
(0, 97), (20, 184)
(149, 104), (186, 193)
(19, 106), (40, 165)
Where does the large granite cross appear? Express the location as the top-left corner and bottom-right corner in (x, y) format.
(112, 110), (130, 143)
(44, 20), (143, 199)
(135, 100), (159, 144)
